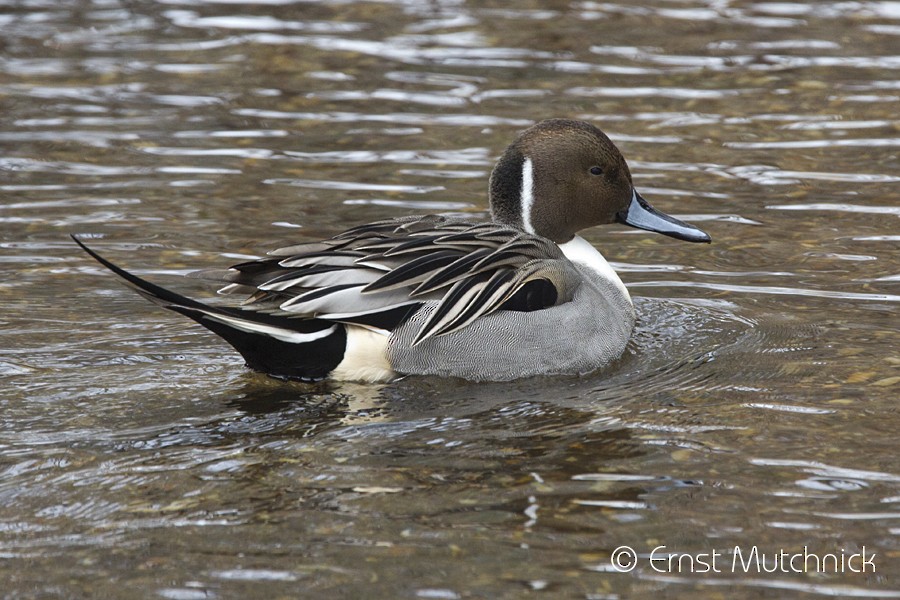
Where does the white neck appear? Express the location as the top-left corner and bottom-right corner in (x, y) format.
(558, 236), (631, 305)
(519, 157), (536, 235)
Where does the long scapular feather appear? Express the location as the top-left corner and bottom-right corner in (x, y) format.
(278, 283), (419, 317)
(412, 257), (569, 345)
(278, 252), (364, 268)
(425, 269), (518, 337)
(359, 250), (462, 293)
(411, 239), (547, 296)
(409, 248), (494, 295)
(355, 235), (437, 256)
(412, 274), (492, 345)
(259, 267), (380, 291)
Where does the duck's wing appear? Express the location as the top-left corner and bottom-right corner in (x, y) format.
(204, 215), (582, 345)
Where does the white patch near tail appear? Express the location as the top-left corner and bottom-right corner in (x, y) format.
(519, 157), (536, 235)
(204, 312), (339, 344)
(331, 325), (395, 383)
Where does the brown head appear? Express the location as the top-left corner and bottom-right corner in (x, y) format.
(489, 119), (710, 244)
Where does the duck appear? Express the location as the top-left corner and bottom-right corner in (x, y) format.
(73, 119), (710, 383)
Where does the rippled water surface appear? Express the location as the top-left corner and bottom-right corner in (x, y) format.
(2, 1), (899, 598)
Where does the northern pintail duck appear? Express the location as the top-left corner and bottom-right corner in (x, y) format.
(74, 119), (710, 383)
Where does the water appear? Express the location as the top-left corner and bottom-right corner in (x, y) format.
(2, 1), (899, 597)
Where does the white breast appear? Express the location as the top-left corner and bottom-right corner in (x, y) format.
(558, 236), (632, 305)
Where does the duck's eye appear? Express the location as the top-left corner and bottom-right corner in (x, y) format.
(589, 166), (603, 176)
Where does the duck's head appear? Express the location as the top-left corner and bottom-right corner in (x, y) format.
(489, 119), (710, 244)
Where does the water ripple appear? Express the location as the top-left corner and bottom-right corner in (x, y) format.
(343, 199), (473, 210)
(726, 138), (900, 149)
(568, 86), (744, 99)
(640, 573), (900, 598)
(140, 147), (275, 159)
(164, 10), (367, 33)
(263, 178), (444, 194)
(232, 109), (532, 127)
(750, 458), (900, 484)
(732, 166), (900, 185)
(283, 148), (489, 166)
(630, 281), (900, 302)
(767, 203), (900, 215)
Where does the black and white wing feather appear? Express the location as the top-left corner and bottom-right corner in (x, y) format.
(201, 215), (581, 345)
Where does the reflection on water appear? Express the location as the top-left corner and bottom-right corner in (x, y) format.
(2, 0), (899, 597)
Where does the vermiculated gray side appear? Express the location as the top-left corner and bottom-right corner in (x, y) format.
(387, 263), (634, 381)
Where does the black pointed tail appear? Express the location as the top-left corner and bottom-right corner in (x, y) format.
(72, 235), (346, 381)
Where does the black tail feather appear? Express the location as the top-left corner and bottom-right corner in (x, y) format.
(72, 235), (346, 381)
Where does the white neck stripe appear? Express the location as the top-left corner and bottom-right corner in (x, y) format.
(520, 157), (536, 235)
